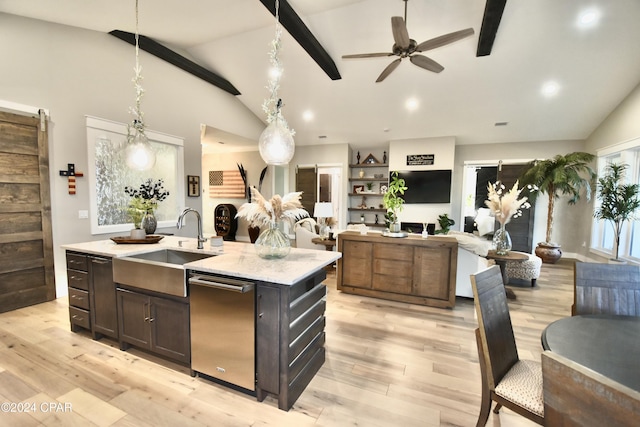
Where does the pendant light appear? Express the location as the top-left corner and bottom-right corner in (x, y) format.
(124, 0), (156, 171)
(258, 0), (295, 165)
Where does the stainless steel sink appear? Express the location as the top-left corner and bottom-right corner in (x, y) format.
(113, 249), (215, 297)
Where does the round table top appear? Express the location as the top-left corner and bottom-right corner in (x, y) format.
(542, 315), (640, 392)
(486, 250), (529, 262)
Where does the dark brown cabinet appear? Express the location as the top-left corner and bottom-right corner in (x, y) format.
(67, 252), (90, 332)
(117, 288), (190, 364)
(255, 270), (327, 411)
(89, 256), (118, 339)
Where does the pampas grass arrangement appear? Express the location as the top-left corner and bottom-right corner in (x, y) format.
(236, 187), (308, 227)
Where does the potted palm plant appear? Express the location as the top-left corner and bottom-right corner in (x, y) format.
(593, 162), (640, 262)
(383, 171), (407, 233)
(519, 152), (596, 263)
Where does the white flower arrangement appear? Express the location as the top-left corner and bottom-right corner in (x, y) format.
(485, 180), (531, 225)
(236, 187), (308, 227)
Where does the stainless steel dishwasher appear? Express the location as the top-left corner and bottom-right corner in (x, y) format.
(188, 273), (255, 391)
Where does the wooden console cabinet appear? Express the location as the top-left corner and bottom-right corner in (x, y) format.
(337, 231), (458, 308)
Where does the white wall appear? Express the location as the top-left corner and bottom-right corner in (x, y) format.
(388, 136), (456, 227)
(0, 13), (264, 297)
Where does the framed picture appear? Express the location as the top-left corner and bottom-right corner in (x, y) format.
(187, 175), (200, 197)
(353, 185), (365, 194)
(380, 183), (388, 194)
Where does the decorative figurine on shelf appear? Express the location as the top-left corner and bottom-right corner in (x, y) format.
(383, 151), (387, 164)
(357, 196), (367, 209)
(375, 214), (379, 224)
(356, 151), (361, 164)
(359, 168), (365, 178)
(360, 213), (365, 223)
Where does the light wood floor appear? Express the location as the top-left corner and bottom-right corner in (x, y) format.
(0, 260), (574, 426)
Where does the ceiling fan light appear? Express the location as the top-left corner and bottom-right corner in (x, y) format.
(258, 119), (295, 165)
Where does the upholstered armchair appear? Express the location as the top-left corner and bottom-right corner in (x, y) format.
(293, 218), (326, 250)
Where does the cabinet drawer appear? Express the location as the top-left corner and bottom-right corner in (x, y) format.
(68, 287), (90, 310)
(69, 307), (90, 329)
(66, 253), (88, 271)
(343, 241), (372, 259)
(374, 243), (413, 261)
(373, 274), (412, 294)
(67, 269), (89, 291)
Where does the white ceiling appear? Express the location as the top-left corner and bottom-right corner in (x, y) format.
(2, 0), (640, 152)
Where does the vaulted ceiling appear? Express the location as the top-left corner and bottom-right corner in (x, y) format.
(2, 0), (640, 152)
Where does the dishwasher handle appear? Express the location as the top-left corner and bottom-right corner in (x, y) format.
(189, 275), (254, 293)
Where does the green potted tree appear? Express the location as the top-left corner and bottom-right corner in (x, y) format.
(519, 152), (596, 263)
(383, 171), (407, 233)
(593, 162), (640, 262)
(435, 213), (455, 234)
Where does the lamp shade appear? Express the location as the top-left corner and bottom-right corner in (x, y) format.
(259, 119), (295, 165)
(313, 202), (333, 218)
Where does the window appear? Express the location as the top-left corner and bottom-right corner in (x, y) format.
(591, 141), (640, 261)
(86, 116), (184, 235)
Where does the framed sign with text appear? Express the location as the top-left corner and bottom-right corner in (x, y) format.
(407, 154), (434, 166)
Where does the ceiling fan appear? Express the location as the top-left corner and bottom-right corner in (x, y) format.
(342, 0), (474, 82)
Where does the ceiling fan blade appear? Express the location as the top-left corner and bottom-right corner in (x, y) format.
(376, 58), (402, 83)
(410, 55), (444, 73)
(416, 28), (475, 52)
(391, 16), (410, 50)
(342, 53), (393, 59)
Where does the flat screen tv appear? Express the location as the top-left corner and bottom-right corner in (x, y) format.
(396, 170), (452, 204)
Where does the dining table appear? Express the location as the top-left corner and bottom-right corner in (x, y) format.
(541, 314), (640, 392)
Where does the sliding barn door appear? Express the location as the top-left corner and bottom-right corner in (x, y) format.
(0, 111), (55, 312)
(295, 167), (317, 216)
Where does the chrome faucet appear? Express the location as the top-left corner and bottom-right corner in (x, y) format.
(177, 208), (206, 249)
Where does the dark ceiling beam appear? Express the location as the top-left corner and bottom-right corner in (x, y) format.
(259, 0), (341, 80)
(476, 0), (507, 57)
(109, 30), (241, 96)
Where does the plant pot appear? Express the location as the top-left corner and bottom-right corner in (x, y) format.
(130, 228), (146, 240)
(141, 210), (157, 234)
(389, 222), (401, 233)
(535, 242), (562, 264)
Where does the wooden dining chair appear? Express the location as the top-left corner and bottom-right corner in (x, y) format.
(471, 265), (544, 427)
(542, 350), (640, 426)
(573, 262), (640, 316)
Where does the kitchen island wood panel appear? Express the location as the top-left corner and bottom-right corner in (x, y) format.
(337, 231), (458, 308)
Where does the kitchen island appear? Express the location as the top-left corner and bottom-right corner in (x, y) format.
(62, 236), (340, 411)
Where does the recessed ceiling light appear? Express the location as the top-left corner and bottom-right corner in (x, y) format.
(495, 122), (508, 127)
(405, 98), (419, 111)
(318, 135), (327, 139)
(302, 110), (314, 122)
(541, 81), (560, 97)
(577, 8), (601, 28)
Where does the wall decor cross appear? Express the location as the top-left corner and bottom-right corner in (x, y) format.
(59, 163), (84, 195)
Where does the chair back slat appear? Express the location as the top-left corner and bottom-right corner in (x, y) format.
(574, 262), (640, 316)
(542, 351), (640, 426)
(471, 265), (519, 389)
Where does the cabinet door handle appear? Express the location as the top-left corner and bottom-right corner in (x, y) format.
(92, 258), (110, 265)
(71, 295), (83, 301)
(143, 303), (150, 322)
(72, 314), (84, 321)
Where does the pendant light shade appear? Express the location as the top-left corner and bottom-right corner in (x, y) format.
(258, 118), (294, 165)
(123, 0), (155, 171)
(259, 0), (295, 165)
(124, 130), (156, 170)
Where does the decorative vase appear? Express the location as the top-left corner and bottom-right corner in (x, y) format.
(254, 222), (291, 259)
(141, 210), (157, 235)
(493, 223), (512, 255)
(535, 242), (562, 264)
(248, 225), (261, 243)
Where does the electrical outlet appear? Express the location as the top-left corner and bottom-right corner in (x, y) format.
(78, 210), (89, 219)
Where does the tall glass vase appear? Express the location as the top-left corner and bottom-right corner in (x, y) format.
(493, 223), (512, 255)
(255, 222), (291, 259)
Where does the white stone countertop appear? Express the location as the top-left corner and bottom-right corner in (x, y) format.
(62, 236), (341, 285)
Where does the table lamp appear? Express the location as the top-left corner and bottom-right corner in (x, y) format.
(313, 202), (333, 239)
